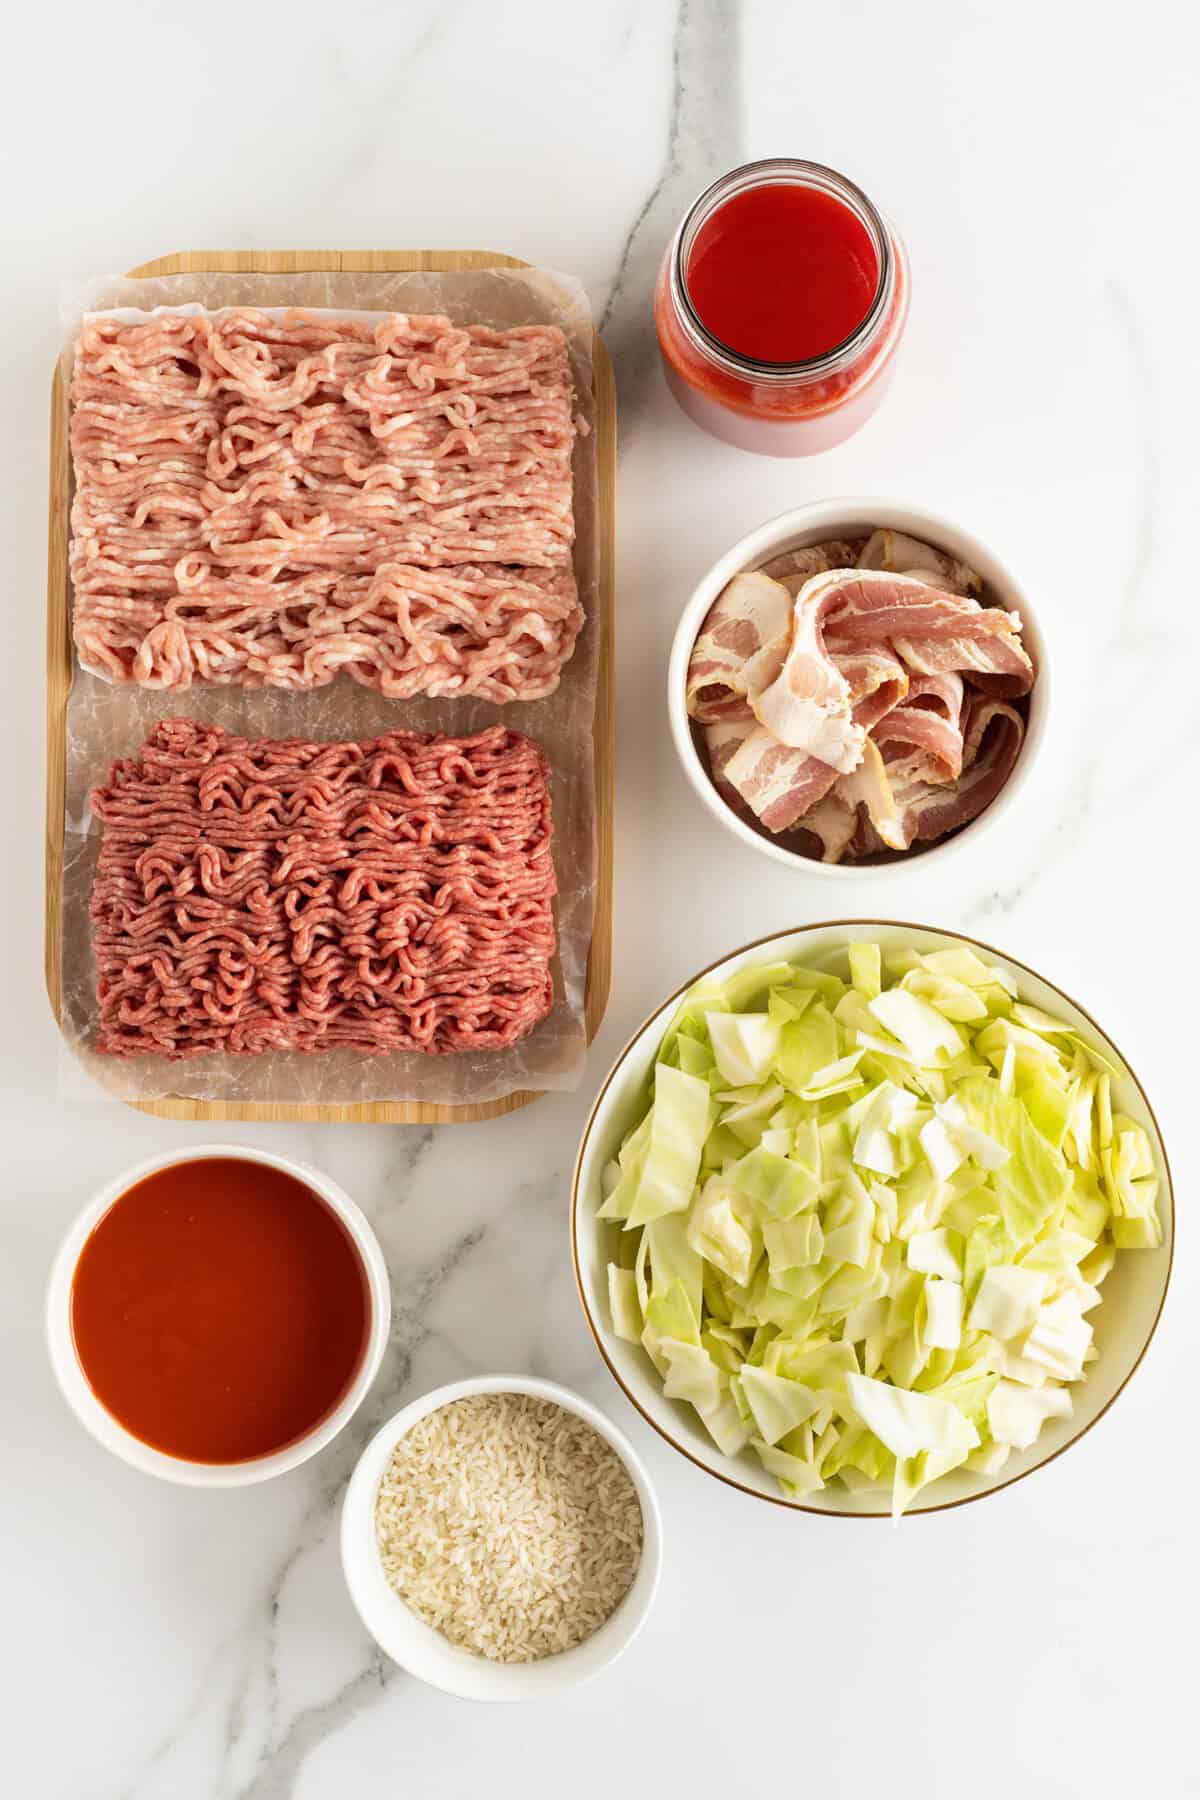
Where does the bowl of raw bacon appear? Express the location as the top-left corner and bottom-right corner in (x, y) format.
(668, 501), (1048, 871)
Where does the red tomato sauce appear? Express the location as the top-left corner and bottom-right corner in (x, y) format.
(685, 182), (880, 363)
(70, 1158), (370, 1463)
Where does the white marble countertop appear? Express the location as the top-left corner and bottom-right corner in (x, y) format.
(4, 1), (1197, 1793)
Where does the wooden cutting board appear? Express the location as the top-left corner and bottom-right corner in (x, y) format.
(45, 249), (615, 1124)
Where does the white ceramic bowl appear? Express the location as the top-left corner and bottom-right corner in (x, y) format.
(667, 499), (1050, 877)
(45, 1143), (391, 1487)
(340, 1374), (662, 1701)
(573, 922), (1173, 1518)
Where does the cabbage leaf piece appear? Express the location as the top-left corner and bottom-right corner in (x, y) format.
(1104, 1114), (1163, 1248)
(844, 1374), (978, 1459)
(753, 1439), (825, 1496)
(922, 1278), (964, 1350)
(701, 1396), (752, 1456)
(730, 1145), (819, 1219)
(706, 1012), (781, 1087)
(687, 1176), (761, 1286)
(987, 1379), (1072, 1449)
(763, 1213), (824, 1272)
(907, 1227), (964, 1281)
(775, 1005), (841, 1092)
(737, 1365), (823, 1445)
(659, 1338), (723, 1415)
(626, 1065), (711, 1227)
(849, 942), (883, 1000)
(597, 1113), (650, 1222)
(958, 1079), (1070, 1245)
(868, 990), (965, 1065)
(968, 1265), (1049, 1338)
(607, 1265), (643, 1342)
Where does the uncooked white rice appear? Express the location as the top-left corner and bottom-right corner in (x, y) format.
(374, 1393), (643, 1663)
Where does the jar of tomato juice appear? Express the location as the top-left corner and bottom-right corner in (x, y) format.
(654, 157), (910, 457)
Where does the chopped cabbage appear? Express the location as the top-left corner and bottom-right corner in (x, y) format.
(600, 942), (1165, 1515)
(659, 1338), (723, 1414)
(1019, 1293), (1093, 1381)
(987, 1379), (1073, 1449)
(848, 942), (883, 999)
(845, 1374), (979, 1460)
(922, 1278), (964, 1350)
(607, 1264), (642, 1342)
(753, 1439), (826, 1496)
(687, 1177), (760, 1285)
(706, 1012), (781, 1087)
(700, 1395), (753, 1456)
(868, 990), (965, 1064)
(907, 1228), (964, 1281)
(737, 1365), (822, 1444)
(625, 1065), (711, 1227)
(968, 1265), (1049, 1338)
(763, 1213), (824, 1272)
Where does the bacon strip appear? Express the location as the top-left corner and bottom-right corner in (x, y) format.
(760, 538), (864, 594)
(836, 739), (906, 849)
(822, 572), (1033, 694)
(685, 571), (792, 724)
(882, 696), (1026, 850)
(694, 635), (909, 839)
(685, 540), (868, 726)
(843, 643), (910, 730)
(871, 672), (965, 784)
(793, 790), (858, 864)
(750, 571), (870, 772)
(722, 729), (839, 834)
(857, 529), (983, 597)
(888, 631), (1032, 698)
(703, 717), (756, 812)
(745, 565), (1029, 770)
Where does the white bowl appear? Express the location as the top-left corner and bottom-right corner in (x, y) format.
(340, 1374), (662, 1701)
(45, 1143), (391, 1487)
(667, 499), (1050, 877)
(572, 922), (1173, 1517)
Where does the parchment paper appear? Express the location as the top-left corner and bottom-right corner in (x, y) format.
(57, 267), (600, 1107)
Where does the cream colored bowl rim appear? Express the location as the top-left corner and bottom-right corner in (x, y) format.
(571, 921), (1174, 1518)
(666, 498), (1051, 877)
(45, 1143), (392, 1487)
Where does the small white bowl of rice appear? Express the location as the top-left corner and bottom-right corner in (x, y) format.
(340, 1374), (662, 1701)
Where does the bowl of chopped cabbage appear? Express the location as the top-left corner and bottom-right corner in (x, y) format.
(572, 924), (1172, 1517)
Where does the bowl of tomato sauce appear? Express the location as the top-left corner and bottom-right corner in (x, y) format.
(655, 157), (910, 456)
(45, 1145), (391, 1486)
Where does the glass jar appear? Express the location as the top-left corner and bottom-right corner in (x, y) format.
(654, 158), (910, 457)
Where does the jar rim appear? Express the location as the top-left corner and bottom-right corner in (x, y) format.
(672, 157), (894, 382)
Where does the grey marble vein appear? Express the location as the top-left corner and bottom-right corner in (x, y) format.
(600, 0), (743, 428)
(232, 1661), (394, 1800)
